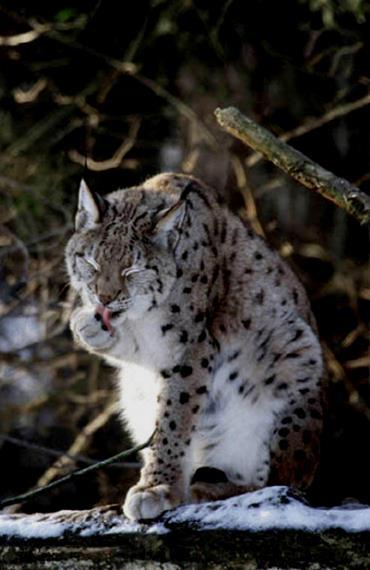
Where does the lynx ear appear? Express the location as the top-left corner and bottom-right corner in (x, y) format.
(151, 200), (186, 249)
(75, 180), (107, 230)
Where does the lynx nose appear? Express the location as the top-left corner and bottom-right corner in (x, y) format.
(98, 293), (114, 307)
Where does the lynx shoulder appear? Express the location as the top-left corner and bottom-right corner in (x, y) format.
(66, 173), (325, 520)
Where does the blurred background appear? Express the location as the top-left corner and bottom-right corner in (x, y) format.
(0, 0), (369, 513)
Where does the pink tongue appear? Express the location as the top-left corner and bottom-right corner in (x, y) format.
(102, 307), (113, 334)
(96, 304), (114, 335)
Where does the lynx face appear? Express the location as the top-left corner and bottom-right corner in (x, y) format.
(66, 181), (179, 322)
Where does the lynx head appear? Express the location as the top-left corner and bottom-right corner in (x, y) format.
(66, 180), (186, 322)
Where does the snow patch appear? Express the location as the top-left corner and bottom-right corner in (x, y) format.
(164, 487), (370, 532)
(0, 514), (66, 539)
(0, 487), (369, 540)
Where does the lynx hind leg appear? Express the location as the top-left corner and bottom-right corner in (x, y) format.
(268, 405), (323, 490)
(191, 482), (253, 504)
(190, 468), (256, 504)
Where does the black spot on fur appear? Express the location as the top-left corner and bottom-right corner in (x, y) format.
(194, 311), (205, 323)
(242, 319), (251, 329)
(212, 264), (220, 283)
(196, 385), (208, 394)
(201, 358), (209, 368)
(169, 420), (177, 431)
(228, 350), (241, 362)
(179, 392), (190, 404)
(292, 288), (299, 304)
(264, 374), (276, 385)
(294, 408), (306, 419)
(220, 222), (227, 243)
(161, 323), (174, 335)
(229, 371), (239, 381)
(198, 330), (207, 342)
(285, 352), (300, 359)
(254, 252), (263, 260)
(171, 304), (181, 313)
(180, 365), (193, 378)
(281, 416), (292, 424)
(179, 330), (188, 343)
(292, 329), (303, 342)
(255, 290), (265, 304)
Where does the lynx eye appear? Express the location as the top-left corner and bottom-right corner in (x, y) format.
(84, 255), (101, 272)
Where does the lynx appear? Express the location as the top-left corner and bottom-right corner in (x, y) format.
(66, 173), (325, 521)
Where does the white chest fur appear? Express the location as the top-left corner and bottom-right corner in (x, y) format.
(193, 357), (285, 487)
(118, 362), (160, 444)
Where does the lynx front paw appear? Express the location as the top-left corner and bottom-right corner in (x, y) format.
(123, 483), (183, 521)
(70, 308), (115, 351)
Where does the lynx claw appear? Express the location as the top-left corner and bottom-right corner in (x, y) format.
(123, 483), (182, 521)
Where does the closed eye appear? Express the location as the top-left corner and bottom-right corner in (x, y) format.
(121, 266), (143, 278)
(84, 255), (101, 272)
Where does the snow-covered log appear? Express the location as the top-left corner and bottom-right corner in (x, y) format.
(1, 487), (370, 569)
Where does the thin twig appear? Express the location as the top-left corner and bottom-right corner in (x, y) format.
(68, 118), (141, 171)
(0, 432), (154, 509)
(215, 106), (370, 225)
(0, 21), (50, 46)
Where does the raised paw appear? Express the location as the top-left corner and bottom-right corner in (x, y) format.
(70, 308), (115, 351)
(123, 483), (183, 521)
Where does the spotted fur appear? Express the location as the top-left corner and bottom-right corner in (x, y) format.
(66, 173), (325, 520)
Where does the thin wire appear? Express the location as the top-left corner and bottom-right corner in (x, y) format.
(0, 432), (154, 509)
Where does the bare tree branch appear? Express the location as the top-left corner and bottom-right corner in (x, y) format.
(215, 106), (370, 225)
(246, 93), (370, 168)
(36, 401), (119, 487)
